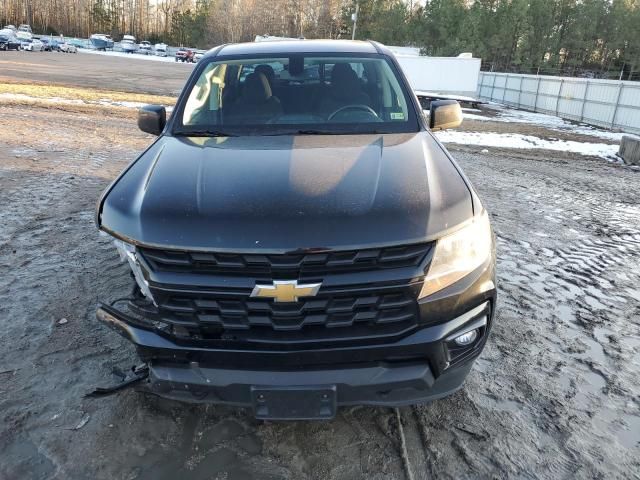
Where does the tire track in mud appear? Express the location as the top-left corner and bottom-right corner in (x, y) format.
(498, 225), (640, 426)
(445, 150), (640, 477)
(394, 407), (432, 480)
(395, 408), (415, 480)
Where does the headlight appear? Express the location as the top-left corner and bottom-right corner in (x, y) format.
(419, 210), (492, 298)
(113, 239), (156, 305)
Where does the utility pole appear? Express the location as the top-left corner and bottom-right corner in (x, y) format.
(351, 3), (359, 41)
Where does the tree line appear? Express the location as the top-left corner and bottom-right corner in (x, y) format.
(1, 0), (638, 79)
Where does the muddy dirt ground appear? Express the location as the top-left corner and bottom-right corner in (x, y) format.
(1, 53), (639, 480)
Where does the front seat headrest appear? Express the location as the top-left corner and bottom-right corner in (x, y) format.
(330, 63), (360, 98)
(243, 72), (272, 103)
(255, 64), (276, 84)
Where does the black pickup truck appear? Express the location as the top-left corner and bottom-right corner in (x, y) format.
(95, 39), (496, 420)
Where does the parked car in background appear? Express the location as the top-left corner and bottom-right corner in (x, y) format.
(40, 38), (52, 51)
(68, 38), (85, 49)
(21, 38), (43, 51)
(3, 24), (17, 32)
(17, 24), (32, 34)
(58, 41), (77, 53)
(90, 33), (110, 50)
(120, 35), (137, 53)
(175, 47), (194, 62)
(45, 38), (64, 51)
(0, 31), (21, 50)
(194, 49), (206, 62)
(138, 40), (152, 54)
(154, 43), (167, 56)
(15, 29), (32, 41)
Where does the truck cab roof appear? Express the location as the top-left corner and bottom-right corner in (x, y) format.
(206, 39), (387, 60)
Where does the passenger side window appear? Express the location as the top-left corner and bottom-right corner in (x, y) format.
(182, 63), (226, 126)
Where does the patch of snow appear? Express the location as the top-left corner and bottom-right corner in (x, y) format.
(79, 48), (193, 64)
(463, 112), (493, 121)
(463, 105), (631, 141)
(415, 91), (479, 102)
(96, 98), (147, 109)
(435, 130), (620, 160)
(0, 92), (173, 111)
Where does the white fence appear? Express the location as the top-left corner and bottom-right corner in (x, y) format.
(478, 72), (640, 134)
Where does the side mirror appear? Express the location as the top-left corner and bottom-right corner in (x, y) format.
(138, 105), (166, 135)
(429, 100), (462, 131)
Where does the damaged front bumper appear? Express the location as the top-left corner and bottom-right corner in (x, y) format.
(96, 300), (492, 419)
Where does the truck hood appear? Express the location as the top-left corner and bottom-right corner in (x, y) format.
(99, 132), (472, 252)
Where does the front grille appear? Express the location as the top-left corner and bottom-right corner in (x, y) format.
(153, 288), (419, 333)
(138, 243), (431, 278)
(137, 244), (430, 342)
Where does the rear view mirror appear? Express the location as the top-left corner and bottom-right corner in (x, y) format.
(429, 100), (462, 131)
(138, 105), (166, 136)
(289, 55), (304, 76)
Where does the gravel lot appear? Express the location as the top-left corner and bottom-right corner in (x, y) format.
(0, 52), (639, 480)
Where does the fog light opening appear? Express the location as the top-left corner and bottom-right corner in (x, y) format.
(453, 329), (479, 346)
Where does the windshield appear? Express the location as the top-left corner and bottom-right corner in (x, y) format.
(174, 54), (419, 136)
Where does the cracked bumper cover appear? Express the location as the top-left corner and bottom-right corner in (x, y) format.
(96, 300), (492, 407)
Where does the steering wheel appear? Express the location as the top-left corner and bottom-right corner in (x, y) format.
(328, 104), (380, 121)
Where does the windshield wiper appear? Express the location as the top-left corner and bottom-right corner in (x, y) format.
(173, 129), (238, 137)
(265, 129), (336, 136)
(174, 128), (391, 137)
(267, 128), (395, 136)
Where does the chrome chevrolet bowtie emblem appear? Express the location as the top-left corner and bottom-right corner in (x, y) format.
(250, 280), (321, 303)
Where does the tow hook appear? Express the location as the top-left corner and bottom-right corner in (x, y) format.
(85, 363), (149, 398)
